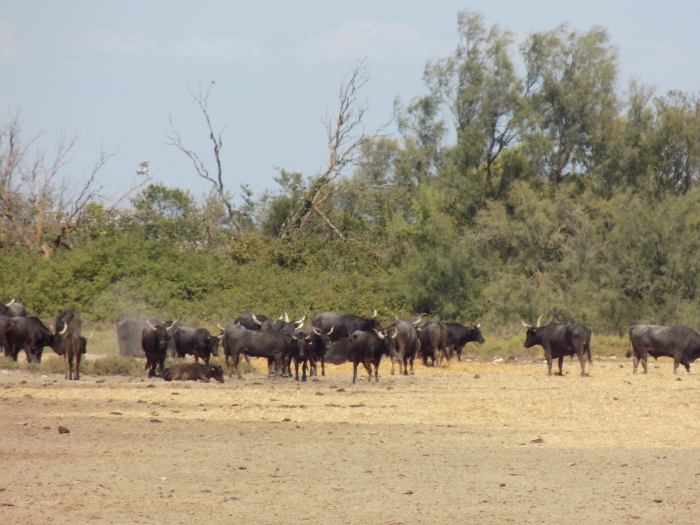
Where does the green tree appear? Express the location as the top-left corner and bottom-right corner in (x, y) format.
(130, 184), (203, 244)
(522, 25), (619, 186)
(425, 10), (526, 204)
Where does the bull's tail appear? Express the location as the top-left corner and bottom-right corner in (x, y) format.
(625, 339), (632, 359)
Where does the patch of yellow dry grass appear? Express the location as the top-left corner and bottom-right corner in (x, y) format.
(4, 355), (699, 451)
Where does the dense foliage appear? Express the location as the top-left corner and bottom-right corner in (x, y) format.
(2, 10), (700, 335)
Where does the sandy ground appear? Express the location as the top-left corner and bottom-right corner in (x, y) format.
(1, 357), (699, 524)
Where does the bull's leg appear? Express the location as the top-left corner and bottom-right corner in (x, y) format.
(75, 352), (81, 380)
(673, 358), (680, 375)
(390, 355), (396, 375)
(364, 360), (373, 383)
(302, 358), (308, 382)
(685, 362), (691, 373)
(457, 346), (463, 362)
(403, 355), (409, 376)
(65, 352), (70, 380)
(577, 351), (587, 377)
(633, 354), (639, 374)
(274, 356), (283, 378)
(226, 354), (233, 378)
(352, 360), (359, 384)
(556, 356), (564, 376)
(294, 356), (300, 381)
(321, 356), (326, 376)
(233, 353), (242, 379)
(542, 347), (553, 375)
(409, 354), (415, 375)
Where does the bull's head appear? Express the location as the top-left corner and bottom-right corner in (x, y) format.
(208, 335), (220, 357)
(469, 323), (485, 344)
(207, 365), (225, 384)
(147, 320), (170, 351)
(412, 313), (427, 326)
(521, 315), (544, 348)
(81, 332), (94, 355)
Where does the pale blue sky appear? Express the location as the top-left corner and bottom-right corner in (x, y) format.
(2, 1), (699, 205)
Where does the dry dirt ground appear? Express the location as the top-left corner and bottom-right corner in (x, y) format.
(2, 357), (700, 524)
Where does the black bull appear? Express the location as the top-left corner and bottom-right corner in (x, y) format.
(222, 326), (298, 379)
(445, 322), (485, 361)
(233, 312), (268, 331)
(628, 324), (700, 375)
(172, 326), (219, 364)
(522, 320), (592, 376)
(348, 330), (394, 384)
(0, 298), (27, 318)
(141, 322), (172, 378)
(312, 311), (380, 341)
(4, 317), (62, 362)
(385, 320), (418, 375)
(117, 317), (178, 357)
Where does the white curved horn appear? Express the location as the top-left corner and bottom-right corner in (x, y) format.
(520, 319), (532, 328)
(371, 309), (377, 319)
(312, 327), (322, 336)
(536, 314), (544, 327)
(374, 329), (385, 340)
(217, 323), (226, 331)
(86, 331), (94, 340)
(412, 313), (425, 326)
(390, 328), (398, 339)
(295, 315), (306, 326)
(252, 314), (263, 326)
(58, 324), (68, 335)
(476, 323), (481, 328)
(284, 311), (290, 323)
(146, 319), (157, 331)
(48, 324), (54, 333)
(328, 326), (334, 335)
(5, 298), (15, 307)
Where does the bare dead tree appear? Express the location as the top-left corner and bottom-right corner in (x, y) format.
(166, 81), (243, 236)
(0, 113), (145, 255)
(281, 60), (387, 239)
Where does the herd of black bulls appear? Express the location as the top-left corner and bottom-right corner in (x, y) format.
(3, 296), (700, 382)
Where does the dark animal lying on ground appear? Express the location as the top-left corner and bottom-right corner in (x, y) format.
(161, 363), (225, 383)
